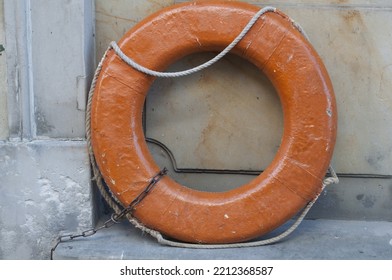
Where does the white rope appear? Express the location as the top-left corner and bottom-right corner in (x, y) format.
(109, 6), (276, 78)
(86, 6), (339, 249)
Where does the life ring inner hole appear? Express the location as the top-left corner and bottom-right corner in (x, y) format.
(144, 51), (284, 192)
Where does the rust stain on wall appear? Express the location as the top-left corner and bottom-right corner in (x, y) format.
(343, 10), (363, 24)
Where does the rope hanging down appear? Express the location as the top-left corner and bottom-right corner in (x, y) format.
(83, 5), (338, 250)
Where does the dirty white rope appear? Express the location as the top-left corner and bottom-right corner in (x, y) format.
(109, 6), (276, 78)
(109, 6), (310, 78)
(86, 6), (338, 249)
(110, 6), (276, 78)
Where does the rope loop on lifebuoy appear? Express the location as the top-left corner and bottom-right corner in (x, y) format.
(87, 0), (338, 246)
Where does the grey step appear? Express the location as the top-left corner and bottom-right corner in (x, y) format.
(53, 218), (392, 260)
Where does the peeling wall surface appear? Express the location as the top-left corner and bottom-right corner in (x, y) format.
(0, 141), (93, 259)
(0, 0), (95, 259)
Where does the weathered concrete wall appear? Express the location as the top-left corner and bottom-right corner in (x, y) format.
(0, 141), (92, 259)
(31, 0), (95, 138)
(0, 0), (95, 259)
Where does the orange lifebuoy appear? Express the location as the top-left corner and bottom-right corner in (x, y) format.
(91, 1), (337, 243)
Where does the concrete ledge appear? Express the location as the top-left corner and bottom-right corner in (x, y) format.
(53, 218), (392, 260)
